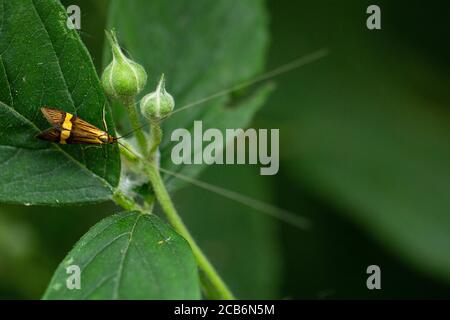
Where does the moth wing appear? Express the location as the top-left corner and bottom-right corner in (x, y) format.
(36, 128), (60, 142)
(73, 116), (103, 131)
(69, 116), (107, 144)
(41, 107), (65, 126)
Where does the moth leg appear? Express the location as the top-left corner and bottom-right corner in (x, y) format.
(81, 144), (108, 159)
(82, 145), (102, 151)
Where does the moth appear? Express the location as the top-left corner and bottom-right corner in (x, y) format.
(37, 107), (117, 145)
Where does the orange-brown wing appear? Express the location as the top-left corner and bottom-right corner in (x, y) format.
(68, 116), (108, 144)
(40, 107), (65, 126)
(36, 128), (60, 142)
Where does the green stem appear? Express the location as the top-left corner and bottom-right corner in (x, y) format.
(144, 162), (235, 300)
(112, 190), (143, 212)
(118, 142), (139, 163)
(124, 97), (148, 156)
(117, 123), (233, 298)
(149, 123), (162, 156)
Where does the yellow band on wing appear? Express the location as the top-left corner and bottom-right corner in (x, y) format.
(60, 129), (70, 144)
(62, 113), (73, 131)
(59, 113), (73, 144)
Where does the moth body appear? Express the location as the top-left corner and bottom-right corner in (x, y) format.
(37, 107), (116, 145)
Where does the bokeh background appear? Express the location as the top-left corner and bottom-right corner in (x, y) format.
(1, 0), (449, 299)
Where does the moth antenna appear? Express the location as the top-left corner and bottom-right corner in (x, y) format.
(115, 49), (328, 139)
(116, 120), (160, 140)
(117, 140), (139, 158)
(115, 141), (311, 230)
(165, 48), (329, 118)
(156, 165), (311, 230)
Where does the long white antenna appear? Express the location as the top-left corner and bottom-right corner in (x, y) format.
(168, 48), (329, 117)
(118, 141), (311, 229)
(116, 50), (328, 228)
(158, 166), (311, 230)
(120, 48), (329, 136)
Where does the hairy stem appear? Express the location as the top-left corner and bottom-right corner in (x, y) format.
(112, 190), (143, 212)
(124, 97), (148, 156)
(144, 161), (235, 300)
(149, 123), (162, 156)
(118, 142), (139, 163)
(117, 122), (233, 298)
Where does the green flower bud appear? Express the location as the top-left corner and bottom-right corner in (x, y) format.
(101, 30), (147, 100)
(140, 74), (175, 121)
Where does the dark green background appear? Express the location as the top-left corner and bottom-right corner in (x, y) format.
(0, 0), (449, 299)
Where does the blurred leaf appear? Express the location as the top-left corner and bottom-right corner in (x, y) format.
(0, 202), (116, 299)
(174, 164), (282, 299)
(43, 211), (200, 299)
(0, 0), (119, 205)
(264, 0), (450, 282)
(274, 171), (450, 299)
(105, 0), (270, 190)
(0, 212), (52, 298)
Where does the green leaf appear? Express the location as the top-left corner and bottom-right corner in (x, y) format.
(43, 211), (200, 299)
(0, 0), (120, 205)
(105, 0), (270, 190)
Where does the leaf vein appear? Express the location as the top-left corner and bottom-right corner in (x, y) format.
(113, 214), (142, 299)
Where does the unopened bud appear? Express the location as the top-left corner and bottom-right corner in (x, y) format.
(101, 30), (147, 100)
(140, 74), (175, 121)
